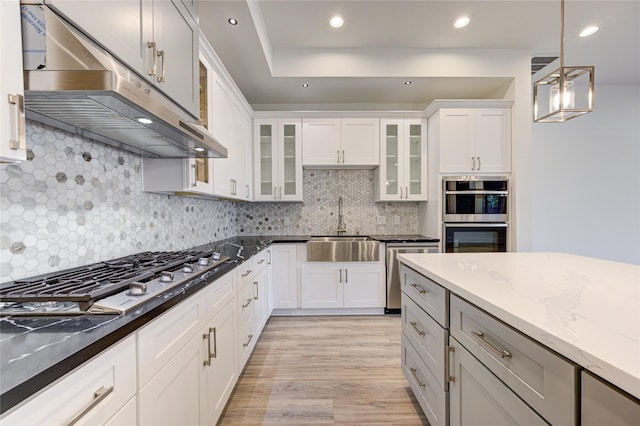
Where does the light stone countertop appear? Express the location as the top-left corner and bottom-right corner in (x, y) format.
(397, 252), (640, 399)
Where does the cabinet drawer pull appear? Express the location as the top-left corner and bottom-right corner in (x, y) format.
(7, 94), (25, 151)
(409, 320), (426, 336)
(242, 298), (253, 309)
(241, 269), (252, 278)
(147, 41), (157, 76)
(446, 345), (455, 383)
(243, 333), (254, 348)
(66, 385), (114, 426)
(471, 330), (512, 359)
(409, 367), (425, 388)
(157, 49), (166, 82)
(257, 258), (265, 265)
(409, 282), (426, 294)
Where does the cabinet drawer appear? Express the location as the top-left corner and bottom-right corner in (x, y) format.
(401, 292), (448, 389)
(238, 320), (255, 369)
(253, 249), (268, 273)
(401, 335), (447, 426)
(205, 270), (236, 321)
(582, 371), (640, 426)
(450, 295), (577, 426)
(1, 334), (136, 425)
(237, 260), (254, 287)
(237, 281), (255, 329)
(400, 264), (448, 327)
(137, 295), (205, 387)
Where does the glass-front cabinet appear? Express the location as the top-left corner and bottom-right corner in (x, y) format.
(376, 119), (427, 201)
(254, 119), (303, 202)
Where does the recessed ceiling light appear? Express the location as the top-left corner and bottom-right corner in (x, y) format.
(228, 18), (238, 26)
(453, 16), (470, 29)
(404, 81), (412, 85)
(194, 147), (205, 152)
(302, 83), (309, 88)
(136, 117), (153, 124)
(329, 15), (344, 28)
(579, 26), (599, 37)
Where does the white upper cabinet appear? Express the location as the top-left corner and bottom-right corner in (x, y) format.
(376, 119), (427, 201)
(48, 0), (199, 118)
(427, 101), (512, 174)
(254, 119), (303, 202)
(0, 0), (26, 163)
(302, 118), (379, 168)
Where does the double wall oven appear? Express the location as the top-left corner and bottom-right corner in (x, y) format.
(443, 177), (509, 253)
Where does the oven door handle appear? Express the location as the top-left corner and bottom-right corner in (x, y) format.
(444, 190), (508, 195)
(444, 223), (508, 228)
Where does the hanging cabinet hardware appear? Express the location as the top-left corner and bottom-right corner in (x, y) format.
(66, 386), (114, 426)
(409, 321), (426, 336)
(157, 50), (166, 82)
(446, 345), (455, 383)
(147, 41), (157, 76)
(471, 330), (512, 359)
(409, 367), (425, 388)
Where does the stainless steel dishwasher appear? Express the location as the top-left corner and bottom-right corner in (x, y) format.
(385, 243), (439, 313)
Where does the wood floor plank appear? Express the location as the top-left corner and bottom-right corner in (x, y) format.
(219, 316), (429, 425)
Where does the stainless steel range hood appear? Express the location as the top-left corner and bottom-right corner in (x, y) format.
(21, 4), (227, 159)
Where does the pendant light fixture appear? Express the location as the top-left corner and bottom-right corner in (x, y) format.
(533, 0), (594, 122)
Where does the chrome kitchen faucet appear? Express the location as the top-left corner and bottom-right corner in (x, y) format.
(337, 196), (347, 235)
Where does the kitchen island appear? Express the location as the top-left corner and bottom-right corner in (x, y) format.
(398, 251), (640, 425)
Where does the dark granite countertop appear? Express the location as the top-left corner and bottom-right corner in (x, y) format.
(0, 233), (438, 413)
(0, 236), (267, 414)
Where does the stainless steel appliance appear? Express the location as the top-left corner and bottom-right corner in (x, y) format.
(0, 250), (229, 316)
(385, 243), (439, 313)
(443, 176), (509, 253)
(20, 4), (227, 159)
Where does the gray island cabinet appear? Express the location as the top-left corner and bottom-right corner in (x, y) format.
(398, 252), (640, 426)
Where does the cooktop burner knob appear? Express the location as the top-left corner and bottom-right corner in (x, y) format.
(159, 271), (174, 283)
(198, 257), (209, 266)
(182, 263), (195, 273)
(212, 252), (221, 261)
(128, 282), (147, 296)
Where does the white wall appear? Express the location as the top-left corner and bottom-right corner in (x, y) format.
(531, 85), (640, 264)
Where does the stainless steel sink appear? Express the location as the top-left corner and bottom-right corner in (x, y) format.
(307, 236), (380, 262)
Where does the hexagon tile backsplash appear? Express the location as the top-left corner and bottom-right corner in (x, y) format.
(0, 121), (238, 283)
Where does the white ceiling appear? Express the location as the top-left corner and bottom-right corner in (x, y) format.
(199, 0), (640, 111)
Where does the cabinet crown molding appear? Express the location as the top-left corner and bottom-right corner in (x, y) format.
(424, 99), (514, 118)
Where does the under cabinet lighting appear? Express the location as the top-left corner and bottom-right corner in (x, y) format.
(194, 147), (205, 152)
(136, 117), (153, 124)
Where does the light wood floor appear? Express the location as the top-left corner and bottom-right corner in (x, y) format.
(219, 316), (429, 425)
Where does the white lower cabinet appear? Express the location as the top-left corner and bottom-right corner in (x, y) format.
(1, 334), (136, 425)
(301, 263), (384, 309)
(581, 371), (640, 426)
(448, 337), (546, 426)
(138, 330), (207, 426)
(271, 244), (300, 309)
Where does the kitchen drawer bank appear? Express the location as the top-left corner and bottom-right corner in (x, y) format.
(0, 235), (276, 416)
(398, 252), (640, 426)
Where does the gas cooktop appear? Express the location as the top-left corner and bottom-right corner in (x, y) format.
(0, 250), (229, 316)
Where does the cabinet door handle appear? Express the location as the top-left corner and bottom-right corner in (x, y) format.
(471, 156), (476, 171)
(339, 269), (343, 283)
(147, 41), (157, 76)
(191, 163), (197, 187)
(344, 268), (348, 283)
(409, 367), (425, 388)
(66, 386), (114, 426)
(246, 184), (250, 198)
(477, 156), (481, 171)
(157, 49), (166, 82)
(254, 281), (259, 300)
(409, 320), (425, 336)
(337, 150), (340, 163)
(7, 94), (25, 151)
(409, 282), (426, 294)
(243, 333), (254, 348)
(279, 186), (282, 199)
(405, 186), (409, 199)
(274, 186), (277, 200)
(446, 345), (455, 383)
(210, 327), (217, 359)
(471, 330), (512, 359)
(267, 250), (272, 265)
(342, 150), (345, 163)
(242, 298), (253, 308)
(203, 332), (212, 366)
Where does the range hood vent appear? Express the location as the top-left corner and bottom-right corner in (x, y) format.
(21, 4), (227, 159)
